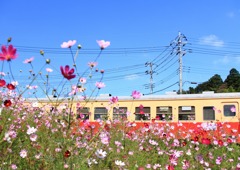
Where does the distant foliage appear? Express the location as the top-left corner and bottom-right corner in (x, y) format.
(187, 68), (240, 93)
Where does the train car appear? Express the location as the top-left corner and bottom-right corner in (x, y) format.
(27, 91), (240, 143)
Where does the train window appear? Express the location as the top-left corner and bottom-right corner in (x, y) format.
(223, 105), (236, 117)
(135, 106), (151, 121)
(94, 107), (108, 120)
(156, 106), (172, 121)
(203, 106), (215, 120)
(76, 107), (90, 120)
(113, 107), (127, 120)
(178, 106), (195, 121)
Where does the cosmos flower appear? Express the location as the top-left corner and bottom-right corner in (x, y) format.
(80, 77), (86, 84)
(0, 79), (6, 87)
(27, 126), (37, 135)
(11, 164), (17, 170)
(60, 65), (76, 80)
(30, 134), (38, 142)
(201, 138), (211, 145)
(0, 45), (17, 61)
(61, 40), (77, 48)
(131, 90), (141, 99)
(95, 149), (107, 159)
(23, 57), (34, 64)
(0, 72), (5, 76)
(230, 106), (236, 112)
(7, 83), (16, 90)
(46, 68), (53, 73)
(115, 160), (125, 167)
(20, 149), (27, 158)
(88, 62), (98, 68)
(96, 40), (110, 50)
(64, 150), (71, 158)
(4, 99), (12, 107)
(110, 96), (118, 104)
(95, 82), (105, 89)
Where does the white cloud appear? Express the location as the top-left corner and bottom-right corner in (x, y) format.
(125, 74), (140, 80)
(199, 35), (224, 47)
(213, 56), (230, 65)
(213, 55), (240, 65)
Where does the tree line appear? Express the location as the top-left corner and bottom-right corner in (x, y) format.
(185, 68), (240, 94)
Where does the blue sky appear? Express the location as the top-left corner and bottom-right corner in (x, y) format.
(1, 1), (240, 97)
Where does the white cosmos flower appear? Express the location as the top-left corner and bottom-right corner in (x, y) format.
(27, 126), (37, 135)
(95, 149), (107, 159)
(115, 160), (125, 167)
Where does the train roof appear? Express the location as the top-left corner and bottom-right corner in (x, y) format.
(25, 92), (240, 102)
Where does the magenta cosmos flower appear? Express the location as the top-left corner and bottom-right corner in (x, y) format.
(61, 40), (76, 48)
(0, 45), (17, 61)
(110, 96), (118, 104)
(60, 65), (76, 80)
(131, 90), (141, 99)
(0, 79), (6, 87)
(96, 40), (110, 50)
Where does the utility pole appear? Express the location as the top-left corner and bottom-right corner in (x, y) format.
(176, 32), (188, 94)
(145, 62), (155, 94)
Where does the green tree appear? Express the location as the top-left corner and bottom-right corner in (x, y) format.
(224, 68), (240, 91)
(195, 74), (223, 93)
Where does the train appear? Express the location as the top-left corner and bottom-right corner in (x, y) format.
(26, 91), (240, 143)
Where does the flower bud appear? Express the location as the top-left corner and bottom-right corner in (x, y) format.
(46, 59), (50, 64)
(7, 37), (12, 43)
(77, 44), (82, 49)
(40, 50), (44, 56)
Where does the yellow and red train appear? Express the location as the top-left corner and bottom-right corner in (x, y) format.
(28, 91), (240, 142)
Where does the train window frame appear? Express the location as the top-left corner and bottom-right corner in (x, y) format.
(76, 107), (90, 120)
(156, 106), (172, 121)
(113, 107), (127, 120)
(135, 106), (151, 121)
(223, 104), (236, 117)
(203, 106), (215, 121)
(178, 106), (195, 121)
(94, 107), (108, 120)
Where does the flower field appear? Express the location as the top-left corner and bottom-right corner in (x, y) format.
(0, 38), (240, 169)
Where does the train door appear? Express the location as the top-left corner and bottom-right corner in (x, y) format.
(220, 102), (238, 122)
(220, 102), (239, 139)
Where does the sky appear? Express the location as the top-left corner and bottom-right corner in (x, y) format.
(1, 0), (240, 98)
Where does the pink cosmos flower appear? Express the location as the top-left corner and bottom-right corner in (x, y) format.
(95, 82), (105, 89)
(20, 149), (27, 158)
(60, 65), (76, 80)
(96, 40), (110, 50)
(110, 96), (118, 104)
(0, 45), (18, 61)
(230, 106), (236, 112)
(23, 57), (34, 64)
(131, 90), (141, 99)
(30, 134), (38, 141)
(80, 77), (86, 84)
(88, 61), (98, 68)
(61, 40), (77, 48)
(0, 72), (5, 76)
(11, 164), (17, 170)
(46, 68), (53, 73)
